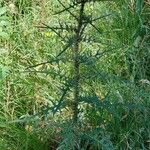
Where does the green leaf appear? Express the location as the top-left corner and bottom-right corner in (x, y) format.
(0, 48), (8, 55)
(0, 31), (9, 39)
(0, 20), (10, 26)
(100, 137), (114, 150)
(136, 0), (143, 15)
(0, 7), (7, 16)
(0, 65), (10, 79)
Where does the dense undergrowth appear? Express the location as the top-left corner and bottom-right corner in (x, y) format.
(0, 0), (150, 150)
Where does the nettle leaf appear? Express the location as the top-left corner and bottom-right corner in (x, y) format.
(0, 7), (7, 16)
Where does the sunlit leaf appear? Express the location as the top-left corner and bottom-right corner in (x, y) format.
(0, 7), (7, 16)
(0, 31), (9, 39)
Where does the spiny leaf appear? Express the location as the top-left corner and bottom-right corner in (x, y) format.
(136, 0), (143, 15)
(51, 86), (70, 115)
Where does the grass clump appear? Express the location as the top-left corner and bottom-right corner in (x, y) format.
(0, 0), (149, 149)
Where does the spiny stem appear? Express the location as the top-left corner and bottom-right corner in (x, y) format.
(73, 0), (86, 123)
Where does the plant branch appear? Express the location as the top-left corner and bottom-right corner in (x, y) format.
(57, 0), (78, 20)
(72, 0), (86, 123)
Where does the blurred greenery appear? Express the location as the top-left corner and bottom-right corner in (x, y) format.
(0, 0), (149, 149)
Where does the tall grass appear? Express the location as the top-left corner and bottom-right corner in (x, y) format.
(0, 0), (149, 149)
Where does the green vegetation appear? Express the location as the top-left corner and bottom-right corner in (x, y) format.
(0, 0), (150, 149)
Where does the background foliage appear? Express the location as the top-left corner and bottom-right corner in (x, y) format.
(0, 0), (150, 149)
